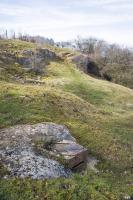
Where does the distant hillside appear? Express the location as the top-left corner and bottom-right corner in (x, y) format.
(68, 52), (133, 89)
(0, 39), (133, 200)
(91, 57), (133, 89)
(60, 38), (133, 89)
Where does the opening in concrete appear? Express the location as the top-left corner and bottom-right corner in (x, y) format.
(87, 61), (100, 77)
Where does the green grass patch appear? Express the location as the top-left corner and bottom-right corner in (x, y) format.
(0, 40), (133, 199)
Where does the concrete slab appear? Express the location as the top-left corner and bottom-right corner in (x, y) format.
(54, 140), (88, 171)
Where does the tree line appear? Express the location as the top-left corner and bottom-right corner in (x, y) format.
(75, 37), (133, 67)
(0, 28), (54, 46)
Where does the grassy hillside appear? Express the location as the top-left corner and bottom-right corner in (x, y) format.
(95, 60), (133, 89)
(0, 40), (133, 200)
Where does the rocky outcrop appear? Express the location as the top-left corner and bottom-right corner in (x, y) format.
(18, 48), (58, 69)
(0, 123), (88, 179)
(16, 48), (58, 75)
(0, 48), (59, 75)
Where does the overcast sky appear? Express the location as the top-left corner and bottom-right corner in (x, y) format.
(0, 0), (133, 46)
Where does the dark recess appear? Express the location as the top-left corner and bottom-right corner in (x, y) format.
(87, 61), (101, 77)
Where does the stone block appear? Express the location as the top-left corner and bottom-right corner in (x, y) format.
(54, 140), (88, 171)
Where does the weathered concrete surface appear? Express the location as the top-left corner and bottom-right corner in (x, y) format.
(68, 54), (101, 77)
(69, 54), (89, 73)
(0, 123), (88, 179)
(54, 140), (88, 171)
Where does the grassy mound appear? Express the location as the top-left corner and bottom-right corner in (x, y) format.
(0, 40), (133, 199)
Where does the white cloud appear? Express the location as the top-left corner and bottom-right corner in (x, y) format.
(0, 3), (32, 16)
(0, 0), (133, 46)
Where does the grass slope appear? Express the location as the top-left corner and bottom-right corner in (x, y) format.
(99, 62), (133, 89)
(0, 40), (133, 200)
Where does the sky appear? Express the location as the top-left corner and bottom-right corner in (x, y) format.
(0, 0), (133, 47)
